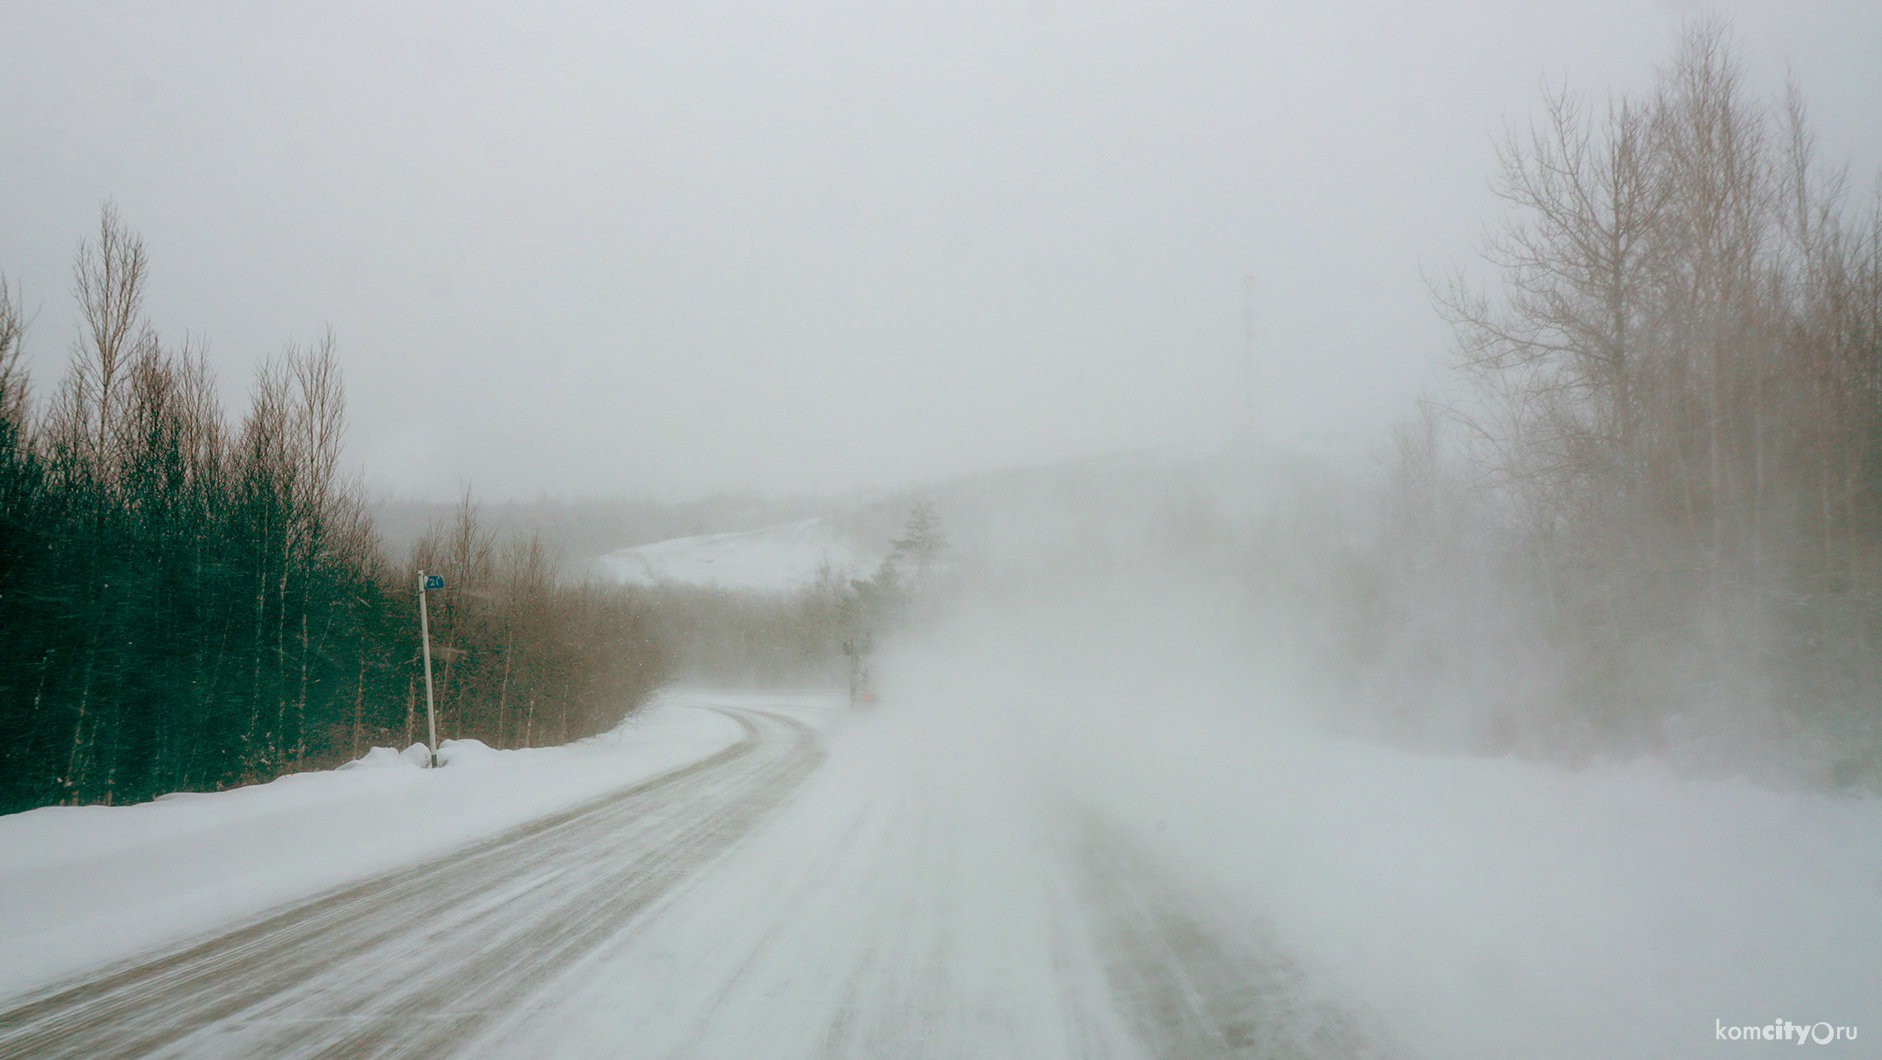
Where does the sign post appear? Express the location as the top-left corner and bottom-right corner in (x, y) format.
(418, 570), (444, 767)
(842, 630), (872, 707)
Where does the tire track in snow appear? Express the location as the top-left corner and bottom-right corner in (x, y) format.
(0, 705), (823, 1060)
(450, 710), (1404, 1060)
(5, 702), (1415, 1060)
(1067, 813), (1410, 1060)
(453, 712), (1148, 1060)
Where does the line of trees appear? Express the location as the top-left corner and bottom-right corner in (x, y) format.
(1393, 19), (1882, 774)
(634, 502), (951, 688)
(640, 579), (847, 688)
(399, 493), (666, 756)
(0, 206), (666, 813)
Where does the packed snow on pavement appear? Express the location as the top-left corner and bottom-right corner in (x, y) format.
(3, 658), (1879, 1058)
(0, 692), (770, 1000)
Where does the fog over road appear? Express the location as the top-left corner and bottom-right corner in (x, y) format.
(0, 695), (1399, 1060)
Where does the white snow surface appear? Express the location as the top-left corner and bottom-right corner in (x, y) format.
(595, 519), (862, 593)
(1072, 713), (1882, 1057)
(3, 672), (1879, 1057)
(0, 692), (748, 999)
(877, 632), (1882, 1060)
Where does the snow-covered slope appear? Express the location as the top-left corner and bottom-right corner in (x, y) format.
(595, 519), (864, 593)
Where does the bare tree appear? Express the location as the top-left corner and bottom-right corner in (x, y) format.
(1428, 17), (1882, 766)
(0, 273), (27, 433)
(66, 202), (157, 478)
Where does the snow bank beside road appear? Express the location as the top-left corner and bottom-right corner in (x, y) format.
(879, 629), (1882, 1060)
(1077, 709), (1882, 1059)
(0, 693), (749, 1000)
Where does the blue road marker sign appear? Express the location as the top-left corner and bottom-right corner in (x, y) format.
(424, 574), (444, 591)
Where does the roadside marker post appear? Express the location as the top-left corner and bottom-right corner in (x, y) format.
(842, 630), (873, 707)
(418, 570), (444, 767)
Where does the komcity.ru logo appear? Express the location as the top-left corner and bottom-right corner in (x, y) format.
(1716, 1020), (1858, 1044)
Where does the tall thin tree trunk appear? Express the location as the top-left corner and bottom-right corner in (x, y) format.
(495, 626), (514, 748)
(66, 651), (95, 803)
(249, 559), (268, 766)
(352, 650), (367, 761)
(296, 611), (308, 763)
(273, 559), (289, 761)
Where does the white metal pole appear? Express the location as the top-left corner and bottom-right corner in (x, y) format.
(418, 569), (439, 767)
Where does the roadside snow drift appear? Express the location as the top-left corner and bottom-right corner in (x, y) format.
(873, 621), (1882, 1060)
(0, 693), (749, 999)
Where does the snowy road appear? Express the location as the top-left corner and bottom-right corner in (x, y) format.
(0, 695), (1402, 1060)
(7, 685), (1877, 1060)
(0, 706), (822, 1060)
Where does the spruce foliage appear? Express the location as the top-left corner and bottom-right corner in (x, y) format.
(0, 207), (665, 812)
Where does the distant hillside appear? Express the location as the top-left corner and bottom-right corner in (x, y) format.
(373, 445), (1330, 593)
(596, 519), (873, 593)
(369, 492), (844, 567)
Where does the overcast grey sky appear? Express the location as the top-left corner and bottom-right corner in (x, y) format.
(2, 0), (1877, 500)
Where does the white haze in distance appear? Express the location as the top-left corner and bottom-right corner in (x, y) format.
(1, 0), (1877, 499)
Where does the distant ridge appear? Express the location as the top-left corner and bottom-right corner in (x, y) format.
(596, 519), (871, 593)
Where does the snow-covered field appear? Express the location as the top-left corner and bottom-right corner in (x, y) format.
(595, 519), (864, 592)
(4, 671), (1878, 1058)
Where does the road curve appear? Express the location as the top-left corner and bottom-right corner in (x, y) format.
(2, 698), (1409, 1060)
(0, 705), (823, 1060)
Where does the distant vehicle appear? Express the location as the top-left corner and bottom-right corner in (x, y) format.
(842, 633), (875, 708)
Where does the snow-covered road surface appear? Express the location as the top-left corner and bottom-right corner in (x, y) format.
(17, 675), (1868, 1060)
(0, 693), (1400, 1060)
(0, 705), (823, 1059)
